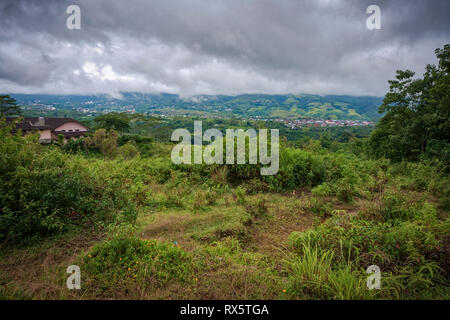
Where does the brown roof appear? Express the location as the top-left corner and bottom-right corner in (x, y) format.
(6, 117), (88, 131)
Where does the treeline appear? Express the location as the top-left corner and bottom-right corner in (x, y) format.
(369, 45), (450, 167)
(82, 111), (374, 146)
(11, 92), (383, 120)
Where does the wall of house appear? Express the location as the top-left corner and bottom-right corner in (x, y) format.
(55, 122), (87, 132)
(39, 129), (52, 143)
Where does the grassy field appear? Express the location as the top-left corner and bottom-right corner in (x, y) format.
(0, 130), (448, 299)
(0, 191), (312, 299)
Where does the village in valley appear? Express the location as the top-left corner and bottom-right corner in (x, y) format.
(248, 117), (374, 129)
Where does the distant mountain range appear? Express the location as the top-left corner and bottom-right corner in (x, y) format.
(9, 92), (384, 120)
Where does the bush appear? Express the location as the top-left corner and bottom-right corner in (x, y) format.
(233, 186), (247, 205)
(81, 236), (193, 292)
(0, 121), (137, 246)
(118, 140), (140, 160)
(84, 129), (118, 159)
(0, 135), (99, 244)
(62, 138), (87, 154)
(308, 197), (332, 217)
(245, 196), (269, 218)
(288, 206), (448, 298)
(285, 240), (377, 300)
(192, 188), (218, 210)
(312, 183), (333, 197)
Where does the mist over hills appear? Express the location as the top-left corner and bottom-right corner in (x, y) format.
(8, 92), (383, 121)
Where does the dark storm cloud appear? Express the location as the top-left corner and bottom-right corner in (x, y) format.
(0, 0), (449, 96)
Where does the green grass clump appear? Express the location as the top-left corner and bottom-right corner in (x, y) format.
(185, 209), (251, 243)
(81, 234), (193, 294)
(284, 242), (377, 300)
(245, 196), (269, 218)
(307, 197), (332, 217)
(287, 202), (449, 299)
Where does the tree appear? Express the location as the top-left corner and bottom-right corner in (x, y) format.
(369, 44), (450, 165)
(0, 95), (22, 117)
(118, 140), (140, 160)
(94, 113), (130, 132)
(85, 129), (119, 159)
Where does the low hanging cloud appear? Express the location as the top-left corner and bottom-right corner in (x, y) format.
(0, 0), (449, 97)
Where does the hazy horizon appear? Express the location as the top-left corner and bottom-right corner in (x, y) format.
(2, 91), (385, 99)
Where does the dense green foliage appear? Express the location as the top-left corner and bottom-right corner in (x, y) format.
(288, 203), (448, 298)
(0, 95), (22, 117)
(370, 45), (450, 166)
(0, 120), (137, 245)
(94, 113), (131, 132)
(81, 224), (194, 293)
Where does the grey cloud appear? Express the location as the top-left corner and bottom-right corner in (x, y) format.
(0, 0), (449, 96)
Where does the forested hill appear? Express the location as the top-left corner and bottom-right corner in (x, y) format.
(9, 93), (383, 120)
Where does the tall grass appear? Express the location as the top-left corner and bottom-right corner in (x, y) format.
(285, 237), (379, 300)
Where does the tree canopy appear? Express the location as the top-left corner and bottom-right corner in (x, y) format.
(370, 44), (450, 166)
(94, 113), (130, 132)
(0, 95), (22, 117)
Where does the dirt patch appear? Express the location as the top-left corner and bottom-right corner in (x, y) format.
(140, 214), (195, 245)
(332, 199), (364, 216)
(0, 228), (106, 299)
(245, 199), (313, 260)
(283, 188), (312, 198)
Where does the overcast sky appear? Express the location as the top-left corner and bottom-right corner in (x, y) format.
(0, 0), (449, 97)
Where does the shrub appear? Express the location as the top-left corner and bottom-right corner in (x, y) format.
(0, 146), (101, 245)
(81, 235), (194, 292)
(288, 207), (448, 298)
(242, 179), (269, 194)
(118, 140), (140, 160)
(379, 191), (431, 223)
(164, 187), (185, 208)
(311, 183), (333, 197)
(308, 197), (332, 217)
(245, 196), (269, 218)
(334, 178), (359, 202)
(84, 129), (119, 159)
(234, 186), (247, 205)
(62, 138), (87, 154)
(191, 188), (218, 210)
(285, 240), (377, 299)
(0, 121), (137, 246)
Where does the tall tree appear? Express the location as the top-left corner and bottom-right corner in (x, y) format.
(0, 95), (22, 117)
(370, 44), (450, 165)
(94, 113), (130, 132)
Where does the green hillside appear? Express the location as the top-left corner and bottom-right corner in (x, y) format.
(10, 93), (383, 121)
